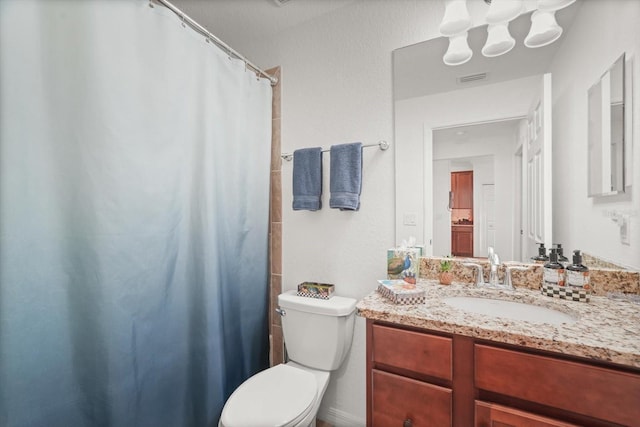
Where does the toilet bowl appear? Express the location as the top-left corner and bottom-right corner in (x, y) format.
(219, 362), (329, 427)
(219, 291), (356, 427)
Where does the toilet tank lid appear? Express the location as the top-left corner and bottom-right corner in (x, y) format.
(278, 290), (356, 316)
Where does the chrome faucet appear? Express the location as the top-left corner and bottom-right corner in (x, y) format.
(462, 262), (486, 287)
(488, 247), (500, 287)
(463, 247), (529, 290)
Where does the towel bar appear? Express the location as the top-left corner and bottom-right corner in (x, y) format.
(280, 140), (390, 162)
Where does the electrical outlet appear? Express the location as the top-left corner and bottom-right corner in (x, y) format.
(403, 212), (417, 226)
(621, 215), (630, 245)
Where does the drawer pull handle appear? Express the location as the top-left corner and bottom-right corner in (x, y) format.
(403, 418), (413, 427)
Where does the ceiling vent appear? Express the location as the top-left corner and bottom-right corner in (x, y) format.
(457, 72), (488, 84)
(272, 0), (294, 6)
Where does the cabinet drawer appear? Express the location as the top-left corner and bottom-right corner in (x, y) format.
(372, 369), (452, 427)
(475, 345), (640, 427)
(475, 401), (579, 427)
(372, 324), (452, 380)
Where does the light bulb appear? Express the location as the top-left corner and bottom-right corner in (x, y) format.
(525, 10), (563, 48)
(443, 32), (473, 66)
(439, 0), (472, 37)
(482, 23), (516, 57)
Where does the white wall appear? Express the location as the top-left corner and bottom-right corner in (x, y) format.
(237, 1), (448, 424)
(550, 0), (640, 269)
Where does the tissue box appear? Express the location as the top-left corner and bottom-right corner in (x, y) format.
(541, 284), (591, 302)
(387, 247), (421, 281)
(297, 282), (335, 299)
(377, 280), (425, 305)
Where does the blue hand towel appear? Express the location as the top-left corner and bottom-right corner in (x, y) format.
(330, 142), (363, 211)
(292, 147), (323, 211)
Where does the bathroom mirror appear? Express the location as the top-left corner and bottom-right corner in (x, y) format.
(393, 7), (575, 263)
(588, 54), (626, 197)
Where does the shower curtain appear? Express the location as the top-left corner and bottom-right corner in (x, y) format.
(0, 1), (272, 426)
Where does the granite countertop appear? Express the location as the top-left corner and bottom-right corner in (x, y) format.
(357, 281), (640, 368)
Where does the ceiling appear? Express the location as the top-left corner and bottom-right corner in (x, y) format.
(170, 0), (358, 53)
(393, 2), (581, 100)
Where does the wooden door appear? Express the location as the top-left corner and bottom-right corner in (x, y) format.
(451, 171), (473, 209)
(452, 226), (473, 257)
(523, 74), (552, 259)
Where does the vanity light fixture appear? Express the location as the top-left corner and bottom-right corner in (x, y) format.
(439, 0), (577, 65)
(439, 0), (472, 37)
(537, 0), (576, 12)
(482, 22), (516, 57)
(524, 9), (563, 48)
(485, 0), (523, 24)
(443, 32), (473, 66)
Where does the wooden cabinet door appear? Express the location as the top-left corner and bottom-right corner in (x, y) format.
(475, 345), (640, 427)
(372, 369), (452, 427)
(451, 227), (473, 257)
(451, 171), (473, 209)
(475, 401), (578, 427)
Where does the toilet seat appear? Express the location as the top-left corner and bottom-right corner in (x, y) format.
(219, 364), (317, 427)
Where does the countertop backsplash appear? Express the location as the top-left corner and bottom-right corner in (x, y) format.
(419, 256), (640, 296)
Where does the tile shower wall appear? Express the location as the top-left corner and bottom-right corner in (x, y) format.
(267, 67), (284, 367)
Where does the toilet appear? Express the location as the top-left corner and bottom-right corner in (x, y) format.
(219, 290), (357, 427)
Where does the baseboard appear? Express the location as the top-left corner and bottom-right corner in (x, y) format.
(319, 407), (365, 427)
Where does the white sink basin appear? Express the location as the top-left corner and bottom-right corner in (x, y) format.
(443, 296), (577, 325)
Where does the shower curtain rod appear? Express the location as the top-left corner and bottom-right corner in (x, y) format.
(280, 140), (390, 161)
(152, 0), (278, 86)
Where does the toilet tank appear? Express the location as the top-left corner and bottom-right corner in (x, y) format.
(277, 290), (356, 371)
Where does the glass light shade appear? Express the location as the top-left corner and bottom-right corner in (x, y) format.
(482, 23), (516, 57)
(443, 32), (473, 66)
(525, 10), (563, 48)
(537, 0), (576, 12)
(439, 0), (472, 37)
(485, 0), (523, 24)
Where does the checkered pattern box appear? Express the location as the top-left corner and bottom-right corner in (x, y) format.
(377, 280), (425, 305)
(541, 284), (591, 302)
(297, 282), (335, 299)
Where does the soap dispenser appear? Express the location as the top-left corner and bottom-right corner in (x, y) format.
(543, 248), (565, 287)
(566, 250), (590, 290)
(554, 243), (569, 267)
(531, 243), (549, 264)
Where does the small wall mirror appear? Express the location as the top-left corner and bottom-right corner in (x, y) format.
(588, 53), (625, 196)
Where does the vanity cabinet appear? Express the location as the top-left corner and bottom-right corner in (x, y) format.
(451, 225), (473, 257)
(366, 320), (640, 427)
(475, 401), (579, 427)
(368, 324), (453, 426)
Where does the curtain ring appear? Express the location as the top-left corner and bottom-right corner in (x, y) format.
(181, 15), (186, 28)
(148, 0), (154, 8)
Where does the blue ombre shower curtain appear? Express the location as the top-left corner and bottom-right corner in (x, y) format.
(0, 1), (272, 426)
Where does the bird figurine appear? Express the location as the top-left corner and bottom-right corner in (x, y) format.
(402, 254), (417, 285)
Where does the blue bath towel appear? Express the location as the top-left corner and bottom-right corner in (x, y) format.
(292, 147), (323, 211)
(330, 142), (363, 211)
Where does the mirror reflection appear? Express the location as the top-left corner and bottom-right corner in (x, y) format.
(394, 0), (636, 269)
(394, 7), (569, 262)
(588, 54), (626, 196)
